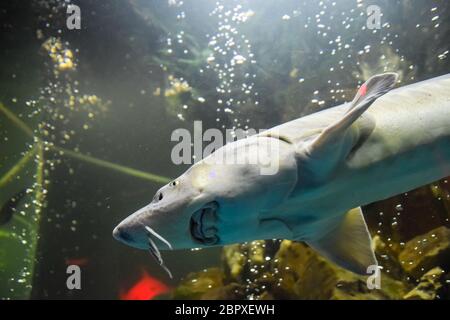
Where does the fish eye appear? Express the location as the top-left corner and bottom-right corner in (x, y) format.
(170, 180), (179, 187)
(158, 192), (163, 201)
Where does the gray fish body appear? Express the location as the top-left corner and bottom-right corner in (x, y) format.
(262, 74), (450, 240)
(114, 73), (450, 275)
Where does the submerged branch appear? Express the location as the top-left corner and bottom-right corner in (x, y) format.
(52, 146), (171, 184)
(0, 103), (171, 184)
(0, 102), (34, 138)
(12, 214), (34, 231)
(0, 146), (37, 188)
(0, 229), (19, 240)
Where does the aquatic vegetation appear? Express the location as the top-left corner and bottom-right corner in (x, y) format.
(398, 226), (450, 279)
(173, 268), (226, 300)
(403, 267), (447, 300)
(164, 75), (192, 98)
(41, 37), (76, 73)
(0, 101), (170, 299)
(174, 227), (450, 300)
(0, 8), (169, 297)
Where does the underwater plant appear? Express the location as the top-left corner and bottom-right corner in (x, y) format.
(0, 98), (172, 299)
(0, 4), (170, 297)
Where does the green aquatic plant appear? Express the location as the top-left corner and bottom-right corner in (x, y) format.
(0, 102), (170, 299)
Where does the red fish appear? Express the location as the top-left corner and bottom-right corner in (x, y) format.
(120, 270), (170, 300)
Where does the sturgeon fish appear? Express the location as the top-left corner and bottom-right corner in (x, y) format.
(113, 73), (450, 276)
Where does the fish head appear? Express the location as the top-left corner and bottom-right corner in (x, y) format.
(113, 137), (298, 250)
(112, 166), (208, 250)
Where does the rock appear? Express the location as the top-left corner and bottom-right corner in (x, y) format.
(174, 233), (450, 299)
(372, 235), (407, 280)
(223, 241), (268, 282)
(223, 244), (246, 281)
(201, 283), (247, 300)
(172, 268), (225, 300)
(398, 226), (450, 278)
(259, 291), (275, 300)
(403, 267), (446, 300)
(172, 265), (250, 299)
(274, 240), (409, 299)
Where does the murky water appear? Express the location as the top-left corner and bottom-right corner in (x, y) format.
(0, 0), (449, 300)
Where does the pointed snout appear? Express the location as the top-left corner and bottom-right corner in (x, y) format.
(112, 209), (150, 250)
(113, 201), (204, 251)
(112, 224), (133, 243)
(112, 221), (142, 248)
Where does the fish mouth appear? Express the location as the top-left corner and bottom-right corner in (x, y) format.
(190, 201), (219, 245)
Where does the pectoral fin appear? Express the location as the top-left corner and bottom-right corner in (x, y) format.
(300, 73), (398, 182)
(309, 72), (398, 153)
(305, 207), (377, 275)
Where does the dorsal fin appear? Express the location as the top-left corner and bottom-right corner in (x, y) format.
(305, 207), (377, 275)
